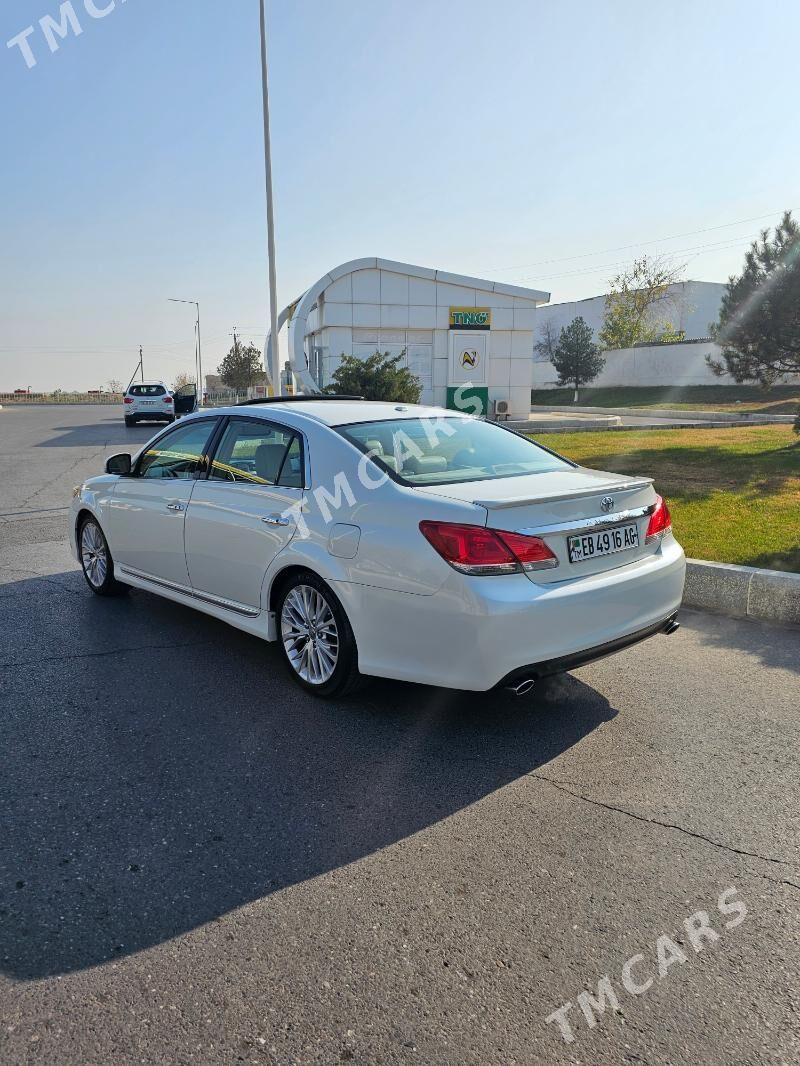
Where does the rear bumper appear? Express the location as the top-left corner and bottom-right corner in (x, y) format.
(496, 612), (679, 688)
(336, 535), (686, 691)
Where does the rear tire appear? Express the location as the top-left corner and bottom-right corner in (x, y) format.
(124, 416), (135, 427)
(78, 516), (128, 597)
(275, 571), (362, 698)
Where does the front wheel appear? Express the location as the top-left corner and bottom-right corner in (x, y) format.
(276, 572), (361, 697)
(79, 517), (128, 596)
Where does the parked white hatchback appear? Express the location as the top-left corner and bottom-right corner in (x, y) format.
(70, 398), (685, 697)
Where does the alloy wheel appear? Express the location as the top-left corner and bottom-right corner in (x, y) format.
(80, 522), (108, 589)
(281, 584), (339, 685)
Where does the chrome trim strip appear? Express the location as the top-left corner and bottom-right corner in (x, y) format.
(118, 565), (260, 618)
(516, 503), (656, 538)
(191, 589), (260, 618)
(119, 565), (191, 594)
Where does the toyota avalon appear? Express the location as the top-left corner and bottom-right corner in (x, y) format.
(70, 398), (685, 697)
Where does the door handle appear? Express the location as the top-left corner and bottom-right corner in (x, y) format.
(166, 501), (186, 512)
(261, 513), (291, 526)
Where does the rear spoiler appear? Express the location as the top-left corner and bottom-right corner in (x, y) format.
(472, 477), (653, 510)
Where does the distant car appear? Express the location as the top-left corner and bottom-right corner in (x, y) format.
(70, 398), (685, 698)
(123, 381), (175, 426)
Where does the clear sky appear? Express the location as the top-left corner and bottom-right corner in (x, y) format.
(1, 0), (797, 391)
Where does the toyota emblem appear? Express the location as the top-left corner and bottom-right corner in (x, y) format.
(600, 496), (614, 513)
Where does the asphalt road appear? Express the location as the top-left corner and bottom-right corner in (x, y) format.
(1, 406), (798, 1066)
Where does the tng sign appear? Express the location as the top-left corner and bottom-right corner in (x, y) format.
(449, 307), (491, 330)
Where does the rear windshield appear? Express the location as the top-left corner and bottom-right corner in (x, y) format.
(129, 384), (166, 396)
(337, 417), (573, 485)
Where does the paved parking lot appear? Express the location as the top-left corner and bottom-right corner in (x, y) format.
(1, 406), (798, 1065)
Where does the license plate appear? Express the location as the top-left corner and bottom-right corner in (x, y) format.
(142, 400), (155, 406)
(568, 522), (639, 563)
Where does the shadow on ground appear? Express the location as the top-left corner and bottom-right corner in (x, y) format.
(35, 421), (169, 448)
(557, 445), (799, 502)
(0, 571), (616, 980)
(679, 607), (799, 674)
(741, 547), (800, 573)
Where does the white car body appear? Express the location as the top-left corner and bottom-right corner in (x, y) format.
(124, 380), (175, 424)
(70, 400), (685, 692)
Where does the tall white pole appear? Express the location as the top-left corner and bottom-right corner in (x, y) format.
(259, 0), (281, 396)
(195, 302), (203, 405)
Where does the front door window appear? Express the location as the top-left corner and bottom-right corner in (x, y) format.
(137, 420), (218, 480)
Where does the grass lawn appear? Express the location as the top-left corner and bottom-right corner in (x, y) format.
(533, 425), (800, 572)
(530, 385), (800, 413)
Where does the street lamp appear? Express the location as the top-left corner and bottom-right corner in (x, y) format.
(168, 298), (202, 406)
(259, 0), (281, 396)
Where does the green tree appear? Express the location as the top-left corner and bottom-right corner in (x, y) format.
(217, 342), (264, 390)
(548, 316), (605, 402)
(708, 210), (800, 434)
(325, 350), (422, 403)
(599, 256), (684, 350)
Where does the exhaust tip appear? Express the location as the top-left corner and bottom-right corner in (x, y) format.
(506, 678), (536, 697)
(663, 618), (681, 635)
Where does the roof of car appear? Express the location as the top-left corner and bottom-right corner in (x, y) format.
(207, 398), (468, 427)
(129, 380), (168, 387)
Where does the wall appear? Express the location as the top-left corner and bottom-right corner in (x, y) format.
(533, 340), (726, 388)
(534, 281), (726, 347)
(306, 265), (541, 417)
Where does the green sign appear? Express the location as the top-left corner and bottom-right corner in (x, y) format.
(446, 385), (489, 417)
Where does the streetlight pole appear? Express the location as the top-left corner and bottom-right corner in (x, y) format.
(259, 0), (281, 396)
(196, 305), (203, 403)
(168, 298), (202, 407)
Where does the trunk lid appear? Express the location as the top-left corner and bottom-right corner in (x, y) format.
(414, 467), (658, 582)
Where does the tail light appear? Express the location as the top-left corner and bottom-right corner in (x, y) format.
(163, 396), (173, 404)
(645, 495), (672, 542)
(123, 397), (133, 404)
(419, 521), (558, 576)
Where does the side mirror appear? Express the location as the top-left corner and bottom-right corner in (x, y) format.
(106, 452), (132, 476)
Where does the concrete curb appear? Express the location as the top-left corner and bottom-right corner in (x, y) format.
(516, 419), (788, 435)
(506, 416), (621, 432)
(523, 421), (752, 435)
(683, 558), (800, 626)
(532, 403), (795, 425)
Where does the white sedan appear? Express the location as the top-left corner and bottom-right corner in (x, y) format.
(69, 398), (685, 697)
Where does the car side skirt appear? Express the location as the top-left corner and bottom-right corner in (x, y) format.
(115, 566), (271, 641)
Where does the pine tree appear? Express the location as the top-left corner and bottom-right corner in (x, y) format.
(550, 317), (605, 402)
(708, 211), (800, 433)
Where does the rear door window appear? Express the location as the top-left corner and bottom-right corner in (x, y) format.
(208, 418), (304, 487)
